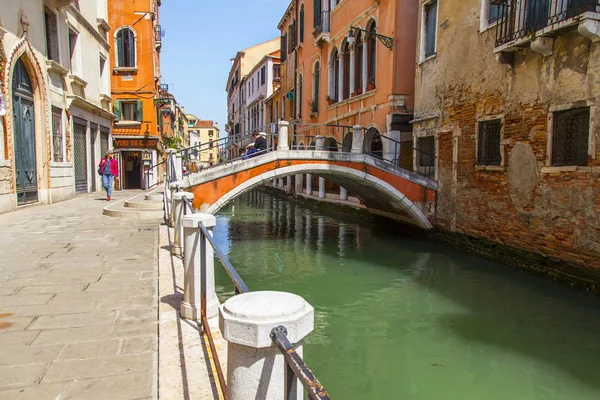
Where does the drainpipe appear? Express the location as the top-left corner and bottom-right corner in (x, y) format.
(292, 0), (299, 147)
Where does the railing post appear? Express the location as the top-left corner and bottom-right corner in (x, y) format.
(315, 135), (324, 151)
(169, 182), (180, 227)
(305, 174), (312, 196)
(277, 121), (289, 151)
(351, 125), (363, 153)
(181, 213), (219, 320)
(340, 187), (348, 201)
(318, 177), (325, 199)
(175, 152), (183, 180)
(219, 291), (314, 400)
(172, 192), (194, 256)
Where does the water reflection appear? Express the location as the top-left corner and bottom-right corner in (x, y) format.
(213, 189), (600, 400)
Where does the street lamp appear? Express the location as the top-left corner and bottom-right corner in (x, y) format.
(348, 25), (394, 50)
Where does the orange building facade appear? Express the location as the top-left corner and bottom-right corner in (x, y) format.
(279, 0), (418, 160)
(108, 0), (162, 189)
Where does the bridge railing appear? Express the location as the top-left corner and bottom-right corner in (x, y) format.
(163, 181), (330, 400)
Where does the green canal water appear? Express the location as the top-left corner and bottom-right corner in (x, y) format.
(212, 190), (600, 400)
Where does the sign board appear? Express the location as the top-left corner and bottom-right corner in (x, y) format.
(113, 138), (158, 149)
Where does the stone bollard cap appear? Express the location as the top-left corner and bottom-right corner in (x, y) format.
(219, 291), (314, 349)
(182, 213), (216, 229)
(173, 191), (194, 200)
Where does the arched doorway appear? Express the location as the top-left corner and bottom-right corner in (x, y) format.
(12, 58), (38, 205)
(364, 127), (383, 159)
(325, 137), (338, 152)
(342, 131), (353, 152)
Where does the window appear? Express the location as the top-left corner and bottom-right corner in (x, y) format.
(424, 1), (437, 58)
(52, 107), (63, 162)
(367, 21), (377, 88)
(355, 31), (363, 93)
(343, 41), (350, 99)
(552, 107), (590, 166)
(273, 64), (281, 80)
(209, 130), (214, 137)
(261, 66), (266, 85)
(116, 27), (136, 67)
(281, 33), (288, 62)
(488, 0), (501, 24)
(298, 74), (303, 118)
(68, 28), (79, 73)
(44, 8), (59, 63)
(99, 55), (108, 93)
(288, 21), (296, 53)
(313, 61), (320, 112)
(477, 119), (502, 166)
(114, 100), (143, 122)
(299, 4), (305, 43)
(419, 136), (435, 167)
(314, 0), (322, 29)
(333, 48), (340, 102)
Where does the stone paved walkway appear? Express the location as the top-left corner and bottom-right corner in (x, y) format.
(0, 191), (159, 399)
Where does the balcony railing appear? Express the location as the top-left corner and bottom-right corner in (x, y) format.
(495, 0), (600, 47)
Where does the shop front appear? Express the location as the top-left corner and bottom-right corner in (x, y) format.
(112, 137), (159, 190)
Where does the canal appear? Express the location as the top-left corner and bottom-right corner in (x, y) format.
(212, 189), (600, 400)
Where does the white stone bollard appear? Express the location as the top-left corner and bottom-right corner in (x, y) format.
(315, 135), (324, 151)
(172, 192), (194, 256)
(306, 173), (312, 196)
(319, 177), (325, 198)
(340, 186), (348, 201)
(351, 125), (363, 153)
(181, 213), (219, 320)
(220, 291), (314, 400)
(277, 121), (290, 151)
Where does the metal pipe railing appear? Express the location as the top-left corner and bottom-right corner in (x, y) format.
(179, 195), (329, 399)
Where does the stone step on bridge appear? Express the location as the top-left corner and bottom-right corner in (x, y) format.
(175, 124), (438, 230)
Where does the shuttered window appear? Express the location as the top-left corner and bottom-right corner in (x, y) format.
(425, 1), (437, 57)
(114, 100), (143, 122)
(478, 119), (502, 166)
(116, 27), (136, 67)
(552, 107), (590, 166)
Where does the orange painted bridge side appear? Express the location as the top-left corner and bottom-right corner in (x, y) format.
(189, 159), (436, 215)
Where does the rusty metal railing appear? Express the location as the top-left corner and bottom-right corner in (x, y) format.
(180, 195), (330, 399)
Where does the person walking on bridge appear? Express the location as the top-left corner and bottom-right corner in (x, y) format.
(252, 131), (267, 155)
(99, 152), (118, 201)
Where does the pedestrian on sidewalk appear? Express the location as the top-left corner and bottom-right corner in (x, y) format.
(99, 152), (118, 201)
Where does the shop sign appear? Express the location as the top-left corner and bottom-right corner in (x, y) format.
(113, 138), (158, 149)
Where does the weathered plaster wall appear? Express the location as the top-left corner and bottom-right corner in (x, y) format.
(414, 0), (600, 283)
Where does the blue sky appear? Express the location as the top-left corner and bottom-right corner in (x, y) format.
(160, 0), (289, 133)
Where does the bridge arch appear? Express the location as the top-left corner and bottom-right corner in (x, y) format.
(201, 163), (432, 229)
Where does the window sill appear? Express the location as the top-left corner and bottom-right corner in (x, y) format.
(113, 67), (138, 74)
(475, 165), (505, 171)
(417, 53), (437, 66)
(69, 74), (88, 89)
(49, 161), (73, 168)
(115, 121), (142, 127)
(46, 60), (69, 77)
(541, 166), (599, 173)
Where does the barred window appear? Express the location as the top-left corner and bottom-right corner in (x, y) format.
(478, 119), (502, 166)
(552, 107), (590, 166)
(419, 136), (435, 167)
(52, 107), (63, 162)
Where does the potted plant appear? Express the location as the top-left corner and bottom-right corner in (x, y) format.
(308, 100), (319, 117)
(367, 78), (376, 91)
(327, 96), (335, 106)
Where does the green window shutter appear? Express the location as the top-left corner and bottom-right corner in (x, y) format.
(113, 100), (122, 120)
(136, 100), (143, 122)
(128, 30), (136, 67)
(117, 31), (124, 67)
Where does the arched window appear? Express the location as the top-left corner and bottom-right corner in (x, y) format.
(343, 41), (350, 100)
(364, 127), (383, 158)
(116, 27), (136, 67)
(312, 61), (320, 112)
(367, 21), (377, 89)
(355, 31), (363, 93)
(298, 74), (303, 118)
(299, 4), (305, 43)
(332, 48), (340, 102)
(313, 0), (322, 29)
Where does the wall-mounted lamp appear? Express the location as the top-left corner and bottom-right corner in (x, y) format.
(348, 25), (394, 50)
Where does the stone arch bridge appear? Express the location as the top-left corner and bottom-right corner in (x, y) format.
(177, 149), (438, 230)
